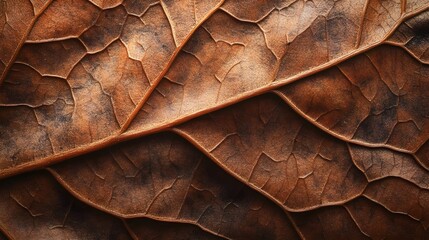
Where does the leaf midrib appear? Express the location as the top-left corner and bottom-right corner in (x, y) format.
(1, 3), (428, 180)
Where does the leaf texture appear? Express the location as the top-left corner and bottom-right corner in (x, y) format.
(277, 44), (429, 154)
(48, 133), (299, 239)
(1, 0), (429, 239)
(0, 0), (52, 84)
(0, 0), (223, 174)
(174, 95), (367, 210)
(0, 172), (131, 239)
(125, 218), (224, 240)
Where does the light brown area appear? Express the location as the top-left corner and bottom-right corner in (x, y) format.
(0, 1), (429, 239)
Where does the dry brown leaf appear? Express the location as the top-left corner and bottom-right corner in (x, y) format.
(125, 218), (224, 240)
(174, 95), (367, 211)
(363, 177), (429, 229)
(345, 197), (429, 238)
(0, 172), (131, 239)
(48, 133), (299, 239)
(290, 205), (370, 239)
(276, 44), (429, 154)
(1, 1), (429, 239)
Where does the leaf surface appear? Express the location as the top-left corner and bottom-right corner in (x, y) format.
(0, 0), (52, 84)
(125, 218), (224, 240)
(277, 44), (429, 153)
(0, 172), (132, 239)
(0, 0), (223, 175)
(174, 95), (367, 210)
(1, 1), (429, 239)
(1, 2), (429, 177)
(49, 133), (300, 240)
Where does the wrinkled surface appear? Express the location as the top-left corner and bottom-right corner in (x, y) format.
(1, 1), (429, 239)
(345, 197), (429, 239)
(277, 44), (429, 153)
(0, 0), (223, 170)
(291, 205), (370, 239)
(0, 0), (51, 83)
(49, 133), (299, 240)
(0, 172), (131, 240)
(125, 218), (224, 240)
(175, 95), (367, 211)
(126, 0), (429, 135)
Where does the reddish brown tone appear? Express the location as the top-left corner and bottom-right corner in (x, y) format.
(49, 133), (299, 239)
(175, 95), (367, 211)
(1, 1), (429, 239)
(0, 172), (131, 239)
